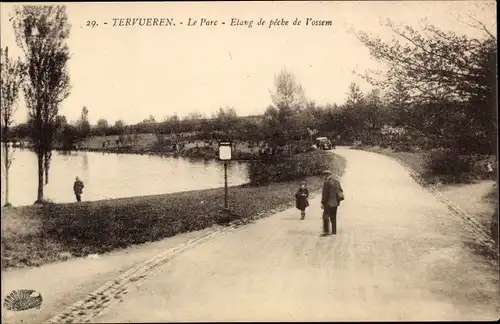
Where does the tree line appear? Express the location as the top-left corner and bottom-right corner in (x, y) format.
(5, 80), (392, 147)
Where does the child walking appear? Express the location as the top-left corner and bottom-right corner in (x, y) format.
(295, 181), (309, 220)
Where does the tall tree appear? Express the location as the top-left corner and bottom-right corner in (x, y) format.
(383, 77), (413, 128)
(340, 82), (367, 142)
(13, 5), (71, 203)
(363, 88), (387, 144)
(214, 106), (238, 138)
(266, 68), (306, 153)
(271, 68), (306, 112)
(345, 82), (365, 108)
(1, 46), (25, 207)
(77, 106), (90, 139)
(142, 114), (156, 124)
(113, 119), (126, 135)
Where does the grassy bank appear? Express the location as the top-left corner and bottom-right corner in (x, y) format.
(1, 151), (345, 270)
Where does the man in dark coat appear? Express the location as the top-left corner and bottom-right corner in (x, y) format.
(73, 176), (85, 202)
(321, 170), (344, 235)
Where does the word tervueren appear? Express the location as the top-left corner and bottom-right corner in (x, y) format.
(112, 18), (175, 27)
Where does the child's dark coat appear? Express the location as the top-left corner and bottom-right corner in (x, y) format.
(295, 188), (309, 211)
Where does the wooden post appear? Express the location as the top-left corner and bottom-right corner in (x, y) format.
(224, 161), (228, 209)
(219, 141), (232, 210)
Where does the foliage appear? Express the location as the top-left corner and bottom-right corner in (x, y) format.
(113, 119), (126, 134)
(345, 82), (365, 108)
(1, 47), (25, 139)
(184, 111), (205, 121)
(355, 19), (497, 154)
(142, 114), (156, 124)
(60, 124), (79, 149)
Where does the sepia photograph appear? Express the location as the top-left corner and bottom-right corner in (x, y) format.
(0, 1), (498, 322)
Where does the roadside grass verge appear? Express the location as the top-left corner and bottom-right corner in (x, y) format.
(1, 151), (345, 270)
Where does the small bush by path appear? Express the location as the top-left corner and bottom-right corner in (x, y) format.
(248, 149), (342, 184)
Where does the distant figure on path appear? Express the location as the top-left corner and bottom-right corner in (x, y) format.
(321, 170), (344, 235)
(295, 181), (309, 220)
(73, 177), (85, 202)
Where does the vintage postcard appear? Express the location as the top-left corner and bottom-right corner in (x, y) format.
(1, 1), (498, 323)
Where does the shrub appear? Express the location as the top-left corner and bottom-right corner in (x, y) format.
(392, 143), (411, 152)
(248, 149), (342, 185)
(180, 146), (217, 159)
(151, 133), (175, 152)
(423, 149), (476, 183)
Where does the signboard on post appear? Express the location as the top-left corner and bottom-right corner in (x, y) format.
(218, 142), (232, 209)
(219, 141), (232, 161)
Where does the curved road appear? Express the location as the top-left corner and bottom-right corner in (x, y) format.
(93, 148), (499, 322)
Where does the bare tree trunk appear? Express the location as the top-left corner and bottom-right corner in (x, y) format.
(36, 151), (44, 204)
(44, 151), (50, 185)
(3, 143), (10, 206)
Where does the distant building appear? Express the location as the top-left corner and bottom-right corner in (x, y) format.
(381, 125), (405, 136)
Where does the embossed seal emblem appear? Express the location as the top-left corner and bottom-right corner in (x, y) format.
(3, 289), (43, 311)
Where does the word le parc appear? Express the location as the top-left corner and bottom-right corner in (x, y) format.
(186, 18), (292, 28)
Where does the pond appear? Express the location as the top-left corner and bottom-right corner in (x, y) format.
(0, 148), (249, 207)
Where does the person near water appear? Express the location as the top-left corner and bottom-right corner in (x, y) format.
(73, 176), (85, 202)
(295, 181), (309, 220)
(321, 170), (344, 235)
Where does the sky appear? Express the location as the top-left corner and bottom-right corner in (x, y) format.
(0, 1), (496, 125)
